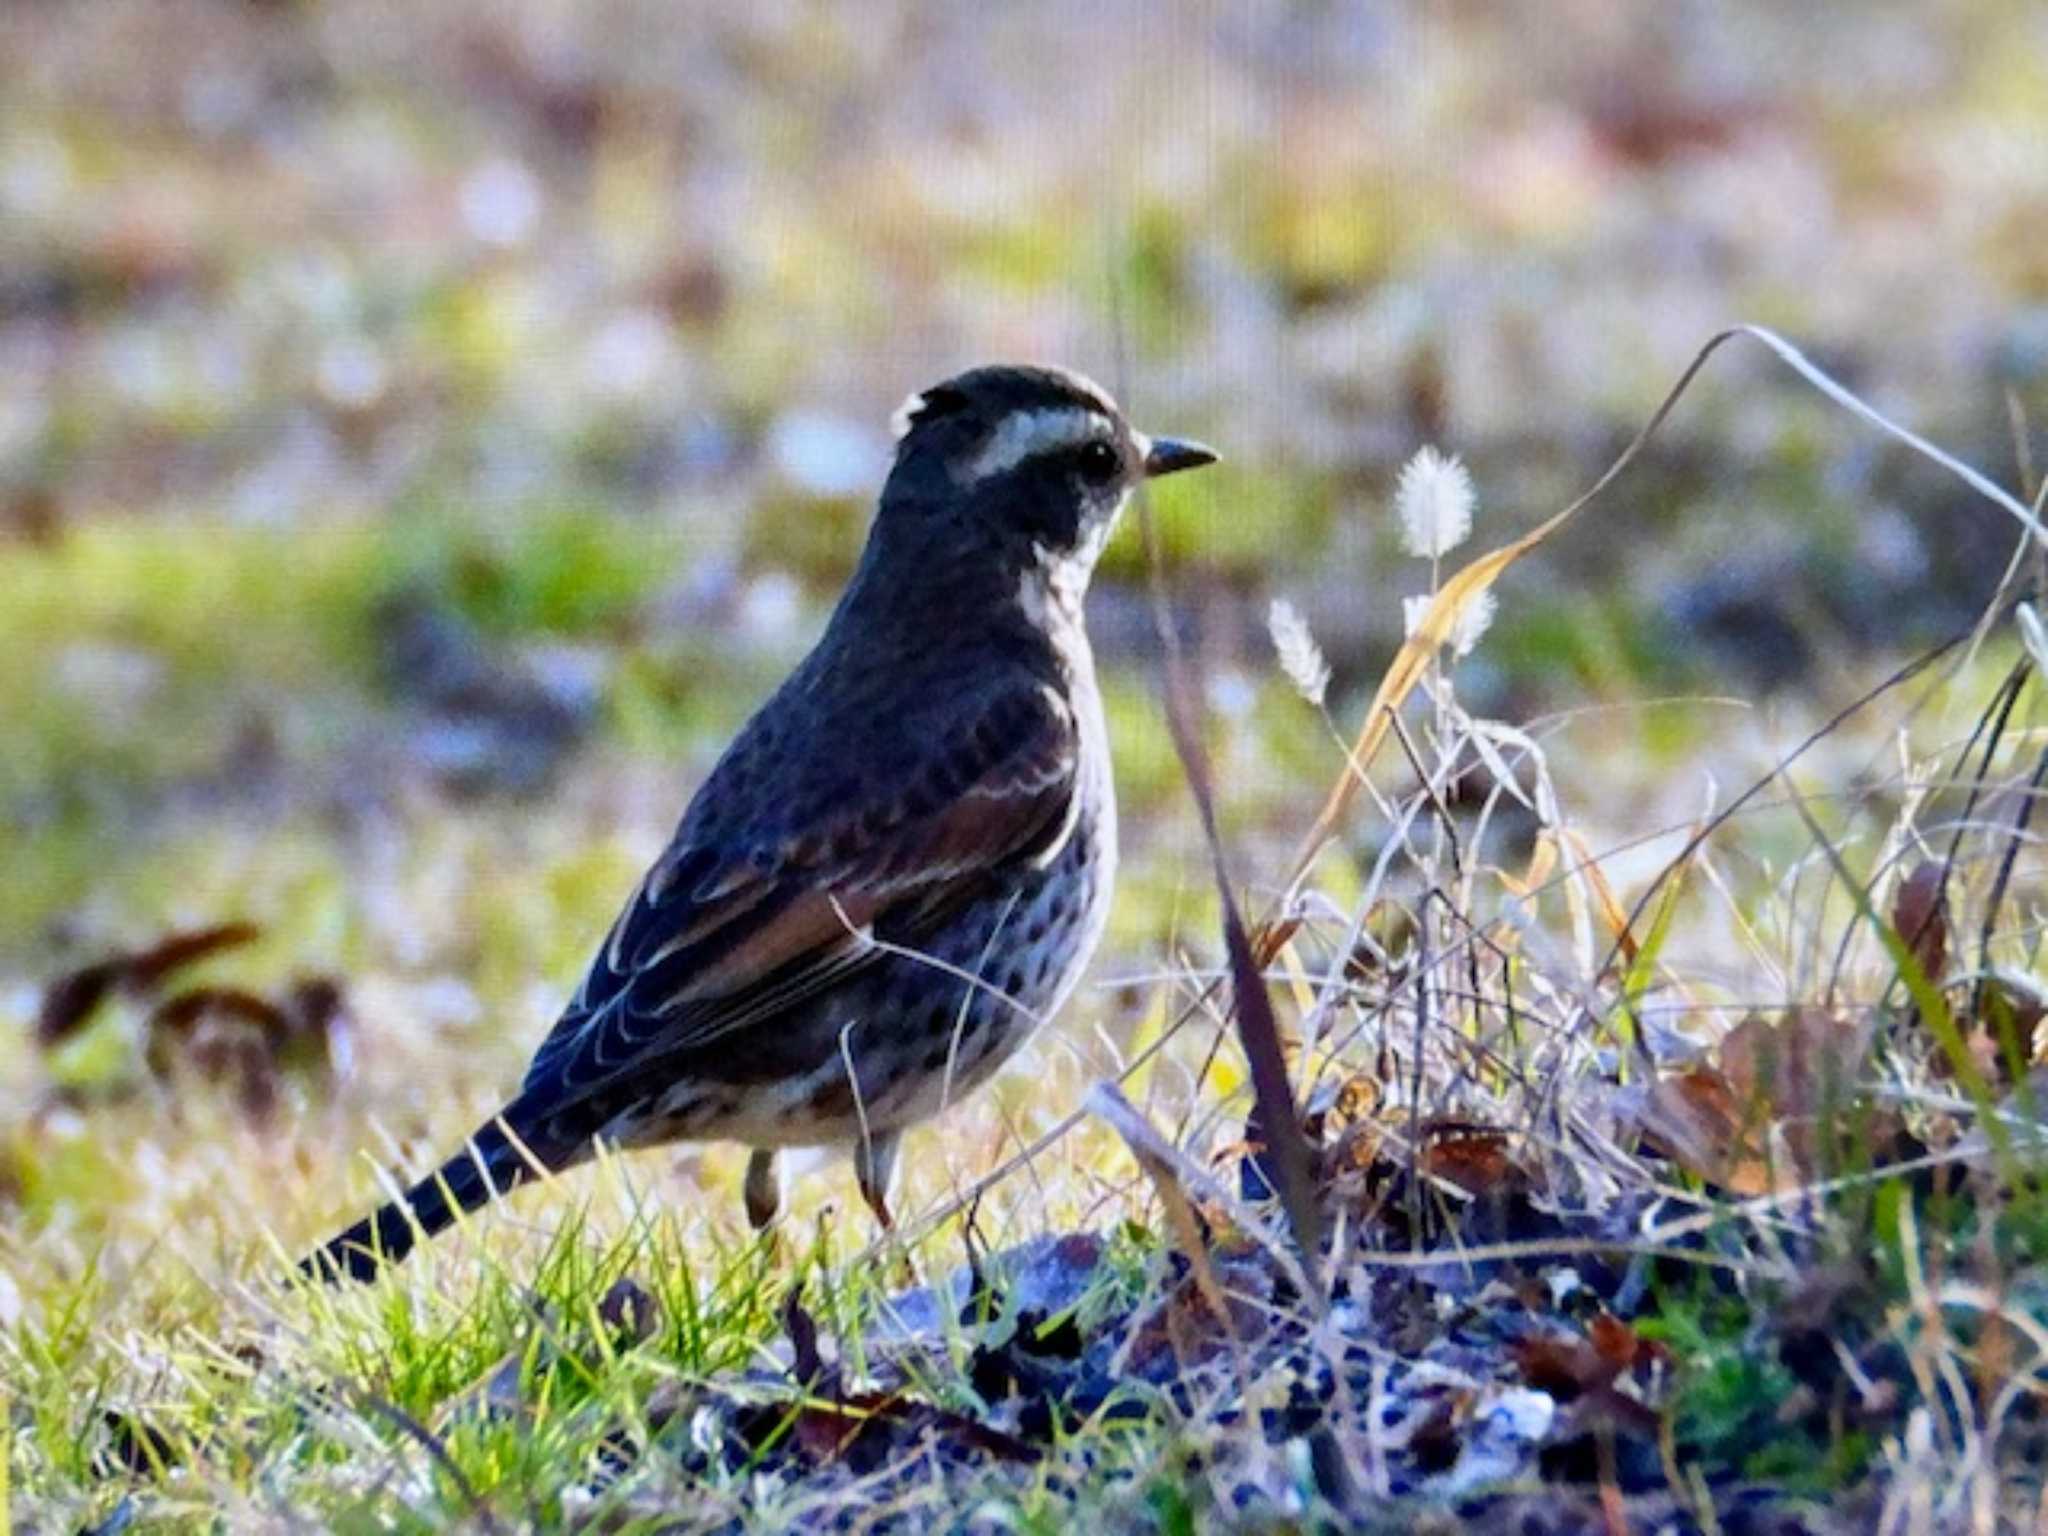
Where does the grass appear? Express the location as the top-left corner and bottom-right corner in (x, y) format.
(9, 339), (2048, 1532)
(7, 1), (2048, 1523)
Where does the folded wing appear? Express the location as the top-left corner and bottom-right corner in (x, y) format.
(518, 681), (1080, 1111)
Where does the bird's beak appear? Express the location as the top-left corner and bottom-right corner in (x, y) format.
(1140, 435), (1220, 479)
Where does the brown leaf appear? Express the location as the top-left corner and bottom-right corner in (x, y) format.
(1418, 1125), (1523, 1198)
(1514, 1321), (1666, 1441)
(1513, 1332), (1620, 1399)
(1327, 1121), (1384, 1176)
(36, 960), (130, 1047)
(146, 987), (292, 1051)
(37, 923), (261, 1046)
(122, 923), (262, 992)
(1721, 1008), (1867, 1134)
(1588, 1312), (1670, 1374)
(135, 988), (295, 1122)
(1641, 1010), (1891, 1193)
(1333, 1073), (1381, 1124)
(789, 1389), (907, 1463)
(1634, 1067), (1772, 1196)
(1891, 862), (1948, 988)
(287, 975), (356, 1077)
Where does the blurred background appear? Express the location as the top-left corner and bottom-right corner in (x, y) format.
(2, 0), (2045, 1266)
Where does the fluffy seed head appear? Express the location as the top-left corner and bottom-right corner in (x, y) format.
(1403, 589), (1496, 657)
(1267, 598), (1330, 706)
(1395, 445), (1476, 559)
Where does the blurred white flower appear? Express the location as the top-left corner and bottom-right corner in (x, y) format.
(0, 132), (70, 215)
(767, 410), (886, 498)
(316, 336), (388, 409)
(1267, 597), (1329, 706)
(583, 308), (676, 397)
(1402, 589), (1496, 657)
(1395, 445), (1476, 559)
(1207, 668), (1258, 721)
(739, 570), (803, 641)
(461, 157), (542, 246)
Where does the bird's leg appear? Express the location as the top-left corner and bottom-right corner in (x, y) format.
(743, 1147), (783, 1231)
(853, 1127), (917, 1286)
(852, 1128), (901, 1233)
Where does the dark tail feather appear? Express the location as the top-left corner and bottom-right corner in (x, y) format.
(300, 1110), (554, 1284)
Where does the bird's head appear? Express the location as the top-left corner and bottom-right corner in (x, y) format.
(880, 364), (1216, 582)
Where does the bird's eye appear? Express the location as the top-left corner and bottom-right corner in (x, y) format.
(1079, 441), (1120, 481)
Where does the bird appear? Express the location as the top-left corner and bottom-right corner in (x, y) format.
(303, 364), (1217, 1281)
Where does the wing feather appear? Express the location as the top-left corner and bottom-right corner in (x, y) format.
(522, 681), (1078, 1108)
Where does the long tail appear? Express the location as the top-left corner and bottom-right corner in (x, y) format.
(300, 1102), (568, 1284)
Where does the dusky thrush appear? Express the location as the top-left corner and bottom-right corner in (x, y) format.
(305, 364), (1216, 1281)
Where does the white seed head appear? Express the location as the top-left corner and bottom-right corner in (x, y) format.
(1266, 597), (1330, 707)
(1404, 589), (1496, 658)
(1452, 589), (1496, 657)
(1402, 594), (1431, 642)
(1395, 445), (1476, 559)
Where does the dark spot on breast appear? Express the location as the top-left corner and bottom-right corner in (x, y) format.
(920, 1045), (950, 1073)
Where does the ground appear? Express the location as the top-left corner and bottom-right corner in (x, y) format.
(5, 3), (2048, 1531)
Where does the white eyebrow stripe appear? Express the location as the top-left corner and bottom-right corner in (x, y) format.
(964, 407), (1112, 482)
(889, 392), (926, 441)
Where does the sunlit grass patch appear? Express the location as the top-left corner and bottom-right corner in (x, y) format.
(10, 335), (2048, 1532)
(0, 501), (703, 954)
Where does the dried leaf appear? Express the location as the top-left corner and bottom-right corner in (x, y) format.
(1561, 827), (1638, 969)
(1588, 1312), (1669, 1374)
(1513, 1332), (1619, 1399)
(1087, 1083), (1233, 1326)
(1498, 829), (1559, 899)
(1635, 1067), (1773, 1196)
(36, 922), (262, 1046)
(1642, 1010), (1890, 1193)
(1513, 1321), (1665, 1440)
(1418, 1125), (1522, 1198)
(1891, 862), (1948, 989)
(146, 986), (292, 1053)
(1720, 1008), (1863, 1129)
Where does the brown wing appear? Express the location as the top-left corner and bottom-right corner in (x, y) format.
(518, 681), (1079, 1108)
